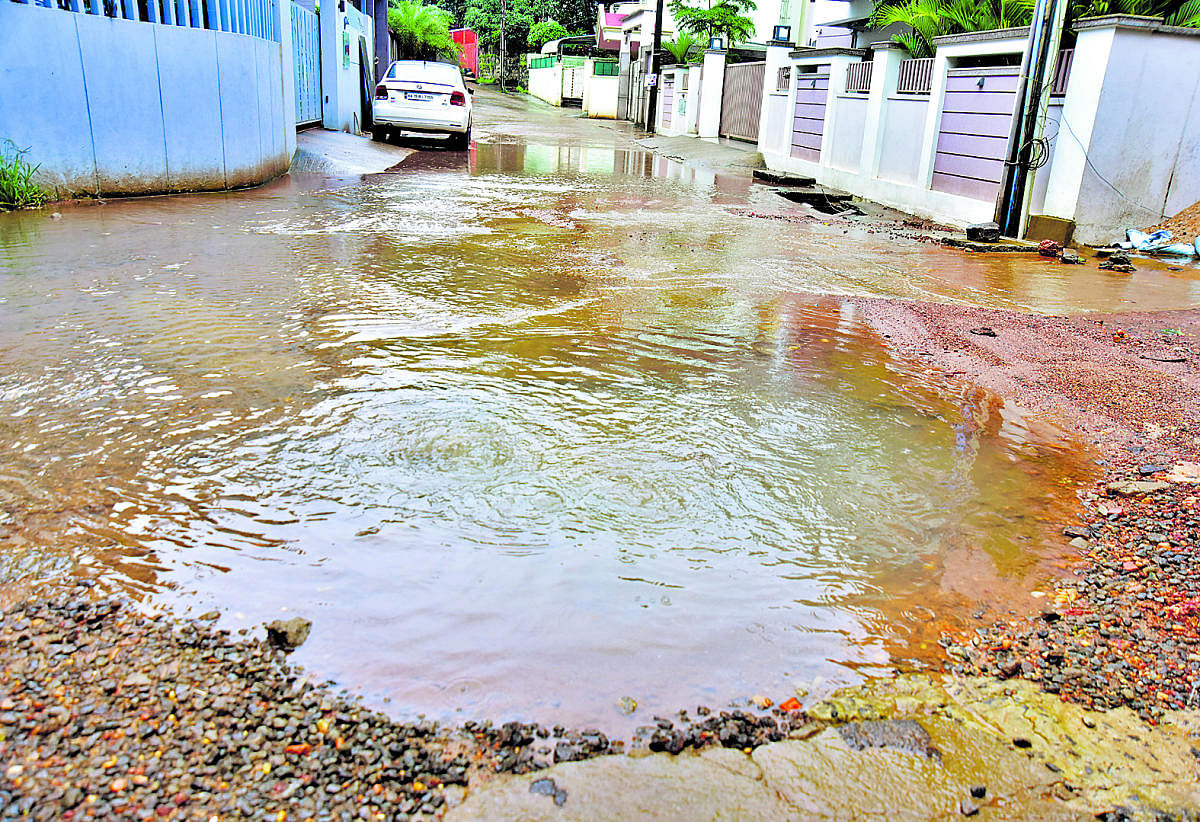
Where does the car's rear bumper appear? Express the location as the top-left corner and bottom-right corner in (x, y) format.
(373, 102), (470, 133)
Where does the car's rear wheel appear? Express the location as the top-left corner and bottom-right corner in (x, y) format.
(371, 127), (388, 143)
(448, 125), (470, 151)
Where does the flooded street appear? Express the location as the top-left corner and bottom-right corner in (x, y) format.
(2, 92), (1198, 732)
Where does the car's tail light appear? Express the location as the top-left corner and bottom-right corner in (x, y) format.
(450, 91), (466, 106)
(375, 84), (388, 100)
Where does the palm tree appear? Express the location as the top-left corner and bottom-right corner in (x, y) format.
(874, 0), (1200, 57)
(388, 1), (461, 61)
(870, 0), (1036, 58)
(1079, 0), (1200, 22)
(662, 32), (702, 64)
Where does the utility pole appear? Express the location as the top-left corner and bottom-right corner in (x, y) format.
(373, 0), (389, 83)
(644, 0), (664, 132)
(499, 0), (507, 92)
(994, 0), (1067, 238)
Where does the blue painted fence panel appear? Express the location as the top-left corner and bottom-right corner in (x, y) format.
(291, 3), (321, 125)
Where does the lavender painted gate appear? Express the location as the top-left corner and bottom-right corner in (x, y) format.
(791, 69), (830, 161)
(931, 66), (1020, 201)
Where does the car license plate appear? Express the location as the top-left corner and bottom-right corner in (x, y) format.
(405, 92), (435, 102)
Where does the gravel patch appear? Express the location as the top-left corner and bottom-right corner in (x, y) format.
(855, 297), (1200, 723)
(0, 586), (808, 819)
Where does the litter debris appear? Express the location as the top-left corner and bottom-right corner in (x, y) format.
(1117, 229), (1198, 257)
(966, 222), (1000, 243)
(1037, 239), (1062, 258)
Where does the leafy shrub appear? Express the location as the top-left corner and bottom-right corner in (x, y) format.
(528, 19), (568, 50)
(0, 141), (49, 211)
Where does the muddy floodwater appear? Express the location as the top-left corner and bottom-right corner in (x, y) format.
(3, 106), (1200, 731)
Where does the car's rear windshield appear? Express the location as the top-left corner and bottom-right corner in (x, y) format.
(385, 61), (461, 86)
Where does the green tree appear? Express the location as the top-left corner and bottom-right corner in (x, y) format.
(662, 32), (702, 63)
(528, 19), (569, 49)
(554, 0), (599, 33)
(389, 0), (461, 60)
(668, 0), (757, 47)
(464, 0), (533, 53)
(432, 0), (469, 27)
(464, 0), (595, 55)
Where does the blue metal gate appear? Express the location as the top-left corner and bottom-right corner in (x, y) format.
(291, 4), (321, 125)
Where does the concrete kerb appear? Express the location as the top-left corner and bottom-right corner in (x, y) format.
(446, 674), (1200, 821)
(290, 129), (416, 175)
(633, 134), (765, 174)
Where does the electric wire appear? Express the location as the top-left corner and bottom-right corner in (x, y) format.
(1056, 112), (1167, 219)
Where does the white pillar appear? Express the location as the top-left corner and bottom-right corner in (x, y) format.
(697, 49), (725, 139)
(915, 49), (950, 188)
(279, 0), (297, 160)
(319, 0), (341, 129)
(858, 43), (903, 179)
(1041, 25), (1116, 221)
(820, 53), (860, 171)
(757, 40), (794, 157)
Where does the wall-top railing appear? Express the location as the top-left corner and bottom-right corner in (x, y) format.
(593, 59), (618, 76)
(1050, 48), (1074, 96)
(896, 57), (934, 95)
(845, 60), (872, 93)
(529, 55), (557, 70)
(10, 0), (280, 43)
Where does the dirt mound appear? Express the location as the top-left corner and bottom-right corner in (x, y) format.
(1148, 199), (1200, 241)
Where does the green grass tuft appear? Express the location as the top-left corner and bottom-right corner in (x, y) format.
(0, 141), (50, 211)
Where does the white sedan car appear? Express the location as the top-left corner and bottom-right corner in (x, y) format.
(373, 60), (473, 149)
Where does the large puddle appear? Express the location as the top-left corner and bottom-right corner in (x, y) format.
(1, 114), (1194, 731)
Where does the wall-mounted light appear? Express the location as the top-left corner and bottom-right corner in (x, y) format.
(772, 25), (791, 42)
(708, 36), (724, 50)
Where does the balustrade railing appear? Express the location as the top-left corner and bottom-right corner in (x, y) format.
(10, 0), (280, 43)
(897, 57), (934, 94)
(845, 60), (872, 94)
(1051, 49), (1074, 96)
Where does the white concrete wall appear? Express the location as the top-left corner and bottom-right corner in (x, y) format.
(876, 96), (929, 185)
(584, 62), (620, 119)
(528, 63), (563, 106)
(757, 40), (1029, 229)
(1042, 19), (1200, 243)
(320, 2), (373, 133)
(828, 94), (868, 171)
(2, 2), (290, 196)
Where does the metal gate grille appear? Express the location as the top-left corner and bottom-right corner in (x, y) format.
(719, 61), (765, 142)
(291, 5), (321, 125)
